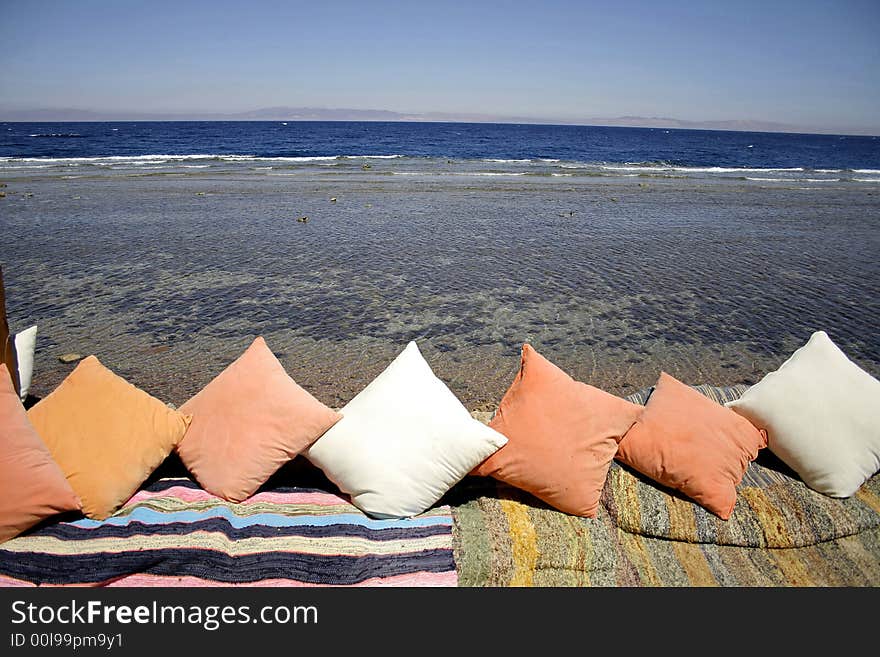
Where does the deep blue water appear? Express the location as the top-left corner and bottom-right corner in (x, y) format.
(2, 121), (879, 169)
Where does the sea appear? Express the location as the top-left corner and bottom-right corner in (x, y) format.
(1, 121), (878, 408)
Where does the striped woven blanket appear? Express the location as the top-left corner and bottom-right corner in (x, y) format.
(3, 384), (877, 587)
(0, 478), (456, 587)
(451, 384), (880, 586)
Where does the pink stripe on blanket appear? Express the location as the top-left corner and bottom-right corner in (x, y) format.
(0, 573), (35, 587)
(125, 486), (349, 507)
(103, 571), (457, 587)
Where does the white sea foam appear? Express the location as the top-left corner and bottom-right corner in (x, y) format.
(551, 173), (573, 177)
(263, 156), (337, 162)
(854, 178), (880, 182)
(0, 153), (405, 166)
(182, 165), (210, 168)
(341, 154), (404, 159)
(603, 165), (805, 173)
(482, 158), (561, 164)
(746, 177), (840, 183)
(815, 169), (842, 173)
(853, 169), (880, 174)
(456, 172), (527, 176)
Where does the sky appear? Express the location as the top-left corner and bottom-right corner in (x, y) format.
(1, 0), (878, 132)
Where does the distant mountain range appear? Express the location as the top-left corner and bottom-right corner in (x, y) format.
(0, 106), (872, 136)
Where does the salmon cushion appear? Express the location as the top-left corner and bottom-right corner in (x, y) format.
(177, 337), (341, 502)
(473, 344), (643, 517)
(616, 372), (768, 520)
(27, 356), (191, 520)
(0, 366), (81, 543)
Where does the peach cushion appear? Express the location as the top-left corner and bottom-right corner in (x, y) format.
(0, 366), (81, 543)
(616, 372), (768, 520)
(473, 344), (643, 517)
(27, 356), (191, 520)
(177, 337), (341, 502)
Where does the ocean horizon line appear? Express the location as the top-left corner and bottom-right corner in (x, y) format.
(2, 114), (878, 139)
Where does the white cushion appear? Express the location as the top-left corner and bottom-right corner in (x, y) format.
(14, 325), (37, 401)
(727, 331), (880, 497)
(304, 341), (507, 518)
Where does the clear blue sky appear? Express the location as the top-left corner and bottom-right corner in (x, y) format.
(1, 0), (878, 131)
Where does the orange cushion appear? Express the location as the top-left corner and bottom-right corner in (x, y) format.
(616, 372), (768, 519)
(0, 366), (81, 543)
(473, 344), (643, 517)
(177, 337), (341, 502)
(26, 356), (191, 520)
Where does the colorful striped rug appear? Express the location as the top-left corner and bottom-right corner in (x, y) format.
(451, 384), (880, 586)
(0, 478), (456, 587)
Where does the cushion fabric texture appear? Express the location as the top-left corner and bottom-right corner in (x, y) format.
(727, 331), (880, 497)
(473, 343), (643, 517)
(616, 372), (767, 520)
(177, 336), (341, 502)
(304, 341), (508, 518)
(14, 325), (36, 401)
(26, 355), (191, 519)
(0, 366), (81, 543)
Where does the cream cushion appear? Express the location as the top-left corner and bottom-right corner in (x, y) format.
(305, 341), (508, 518)
(14, 325), (36, 401)
(727, 331), (880, 497)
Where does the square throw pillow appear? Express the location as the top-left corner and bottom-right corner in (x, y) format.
(14, 324), (37, 401)
(727, 331), (880, 497)
(0, 366), (81, 543)
(177, 336), (342, 502)
(26, 355), (191, 520)
(304, 341), (508, 518)
(473, 344), (643, 517)
(616, 372), (767, 520)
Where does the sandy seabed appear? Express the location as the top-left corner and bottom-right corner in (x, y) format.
(1, 169), (878, 409)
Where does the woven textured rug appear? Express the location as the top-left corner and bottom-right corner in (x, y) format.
(451, 384), (880, 586)
(0, 477), (456, 587)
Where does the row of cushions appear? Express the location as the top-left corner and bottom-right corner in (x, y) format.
(179, 338), (506, 518)
(2, 329), (879, 543)
(1, 337), (507, 538)
(476, 345), (765, 520)
(480, 332), (879, 520)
